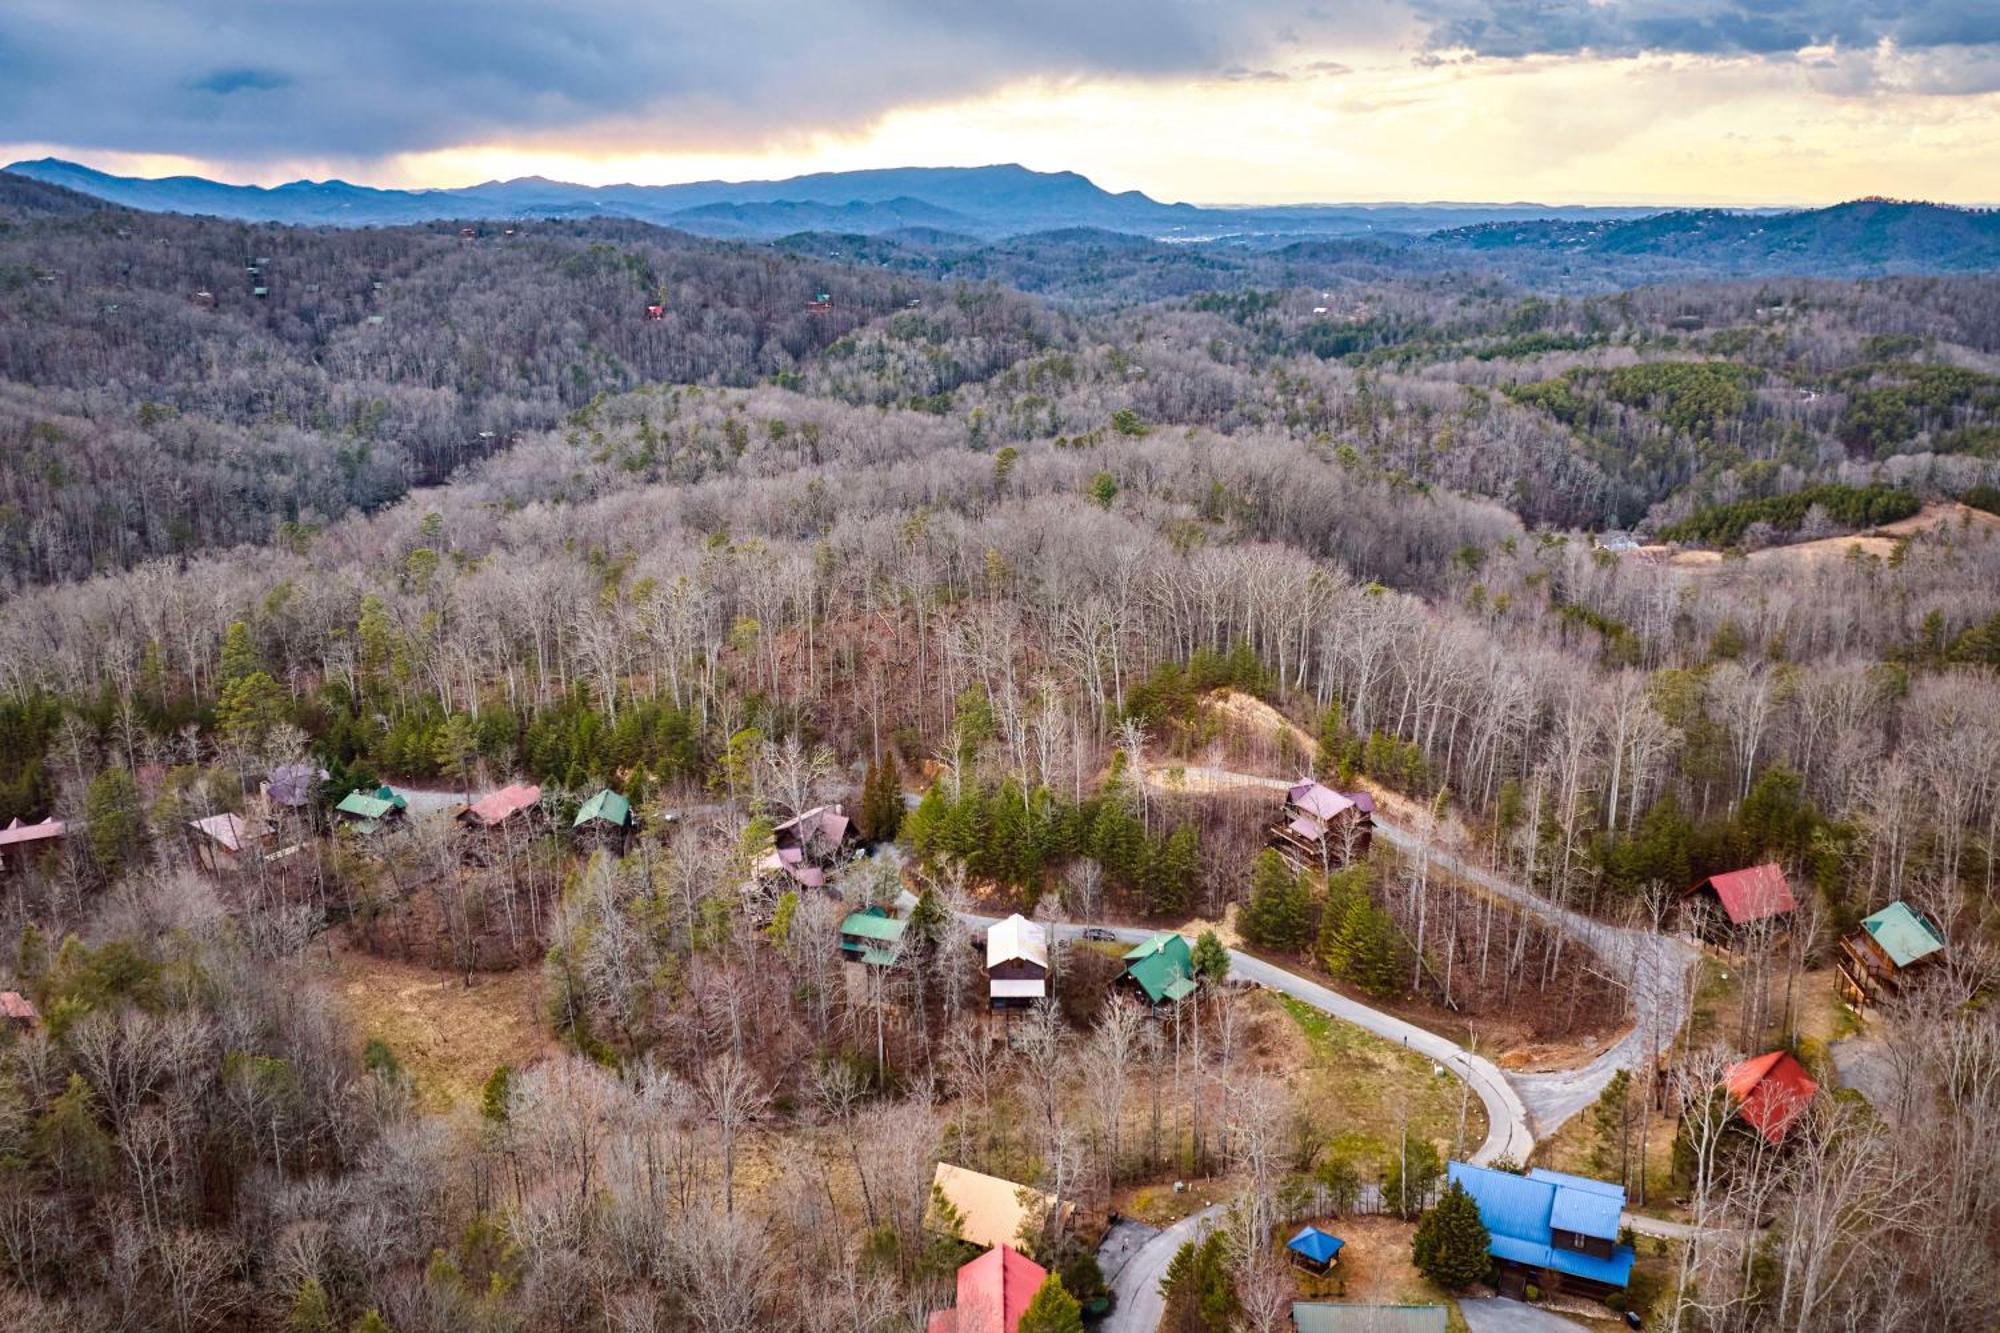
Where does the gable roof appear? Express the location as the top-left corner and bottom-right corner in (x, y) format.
(462, 783), (541, 827)
(335, 787), (406, 820)
(0, 991), (38, 1022)
(188, 812), (267, 852)
(840, 910), (908, 943)
(774, 804), (850, 855)
(1123, 932), (1195, 1003)
(927, 1163), (1067, 1251)
(1860, 900), (1945, 969)
(574, 789), (632, 829)
(1447, 1161), (1636, 1289)
(266, 763), (327, 808)
(949, 1245), (1048, 1333)
(986, 914), (1049, 972)
(1287, 780), (1357, 823)
(1286, 1225), (1345, 1265)
(1725, 1050), (1819, 1144)
(0, 817), (65, 847)
(1696, 863), (1797, 925)
(1291, 1306), (1447, 1333)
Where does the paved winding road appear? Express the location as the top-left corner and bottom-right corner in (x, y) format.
(967, 764), (1708, 1328)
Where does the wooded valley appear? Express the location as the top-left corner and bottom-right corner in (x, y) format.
(0, 169), (1998, 1332)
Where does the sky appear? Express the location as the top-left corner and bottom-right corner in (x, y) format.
(3, 1), (1998, 206)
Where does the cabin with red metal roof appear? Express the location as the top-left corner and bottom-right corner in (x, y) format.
(1683, 863), (1797, 940)
(458, 784), (543, 830)
(925, 1245), (1048, 1333)
(1725, 1050), (1818, 1144)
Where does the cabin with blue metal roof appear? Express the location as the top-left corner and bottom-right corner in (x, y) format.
(1284, 1224), (1345, 1274)
(1446, 1161), (1635, 1300)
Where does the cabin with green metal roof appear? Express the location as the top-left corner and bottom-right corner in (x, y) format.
(573, 789), (635, 848)
(1121, 931), (1197, 1004)
(839, 908), (907, 967)
(1838, 899), (1946, 1006)
(333, 786), (407, 834)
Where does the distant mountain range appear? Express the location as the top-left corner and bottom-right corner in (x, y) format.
(5, 158), (1996, 280)
(4, 157), (1668, 242)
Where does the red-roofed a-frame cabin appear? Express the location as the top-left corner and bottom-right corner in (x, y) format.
(1684, 863), (1797, 940)
(1725, 1050), (1818, 1144)
(926, 1245), (1047, 1333)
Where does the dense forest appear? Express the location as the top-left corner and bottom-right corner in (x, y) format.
(0, 171), (1998, 1332)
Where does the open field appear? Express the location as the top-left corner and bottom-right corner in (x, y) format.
(1636, 501), (2000, 573)
(323, 941), (554, 1111)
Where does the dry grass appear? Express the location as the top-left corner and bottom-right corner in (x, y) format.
(1263, 992), (1485, 1162)
(1642, 502), (2000, 576)
(324, 941), (555, 1112)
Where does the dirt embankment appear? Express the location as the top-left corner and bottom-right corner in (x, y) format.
(1634, 501), (2000, 574)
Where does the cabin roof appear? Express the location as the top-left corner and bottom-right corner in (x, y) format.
(462, 783), (541, 827)
(1860, 901), (1945, 968)
(1446, 1161), (1636, 1289)
(1725, 1050), (1819, 1143)
(1695, 863), (1797, 925)
(985, 914), (1049, 971)
(947, 1245), (1047, 1333)
(927, 1162), (1066, 1252)
(574, 789), (632, 828)
(0, 817), (64, 846)
(188, 812), (266, 852)
(1286, 1225), (1345, 1264)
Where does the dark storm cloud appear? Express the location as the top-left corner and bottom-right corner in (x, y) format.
(2, 1), (1995, 164)
(0, 0), (1379, 159)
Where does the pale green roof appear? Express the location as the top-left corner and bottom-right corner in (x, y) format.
(574, 789), (632, 828)
(840, 911), (908, 943)
(336, 787), (405, 820)
(1861, 901), (1944, 969)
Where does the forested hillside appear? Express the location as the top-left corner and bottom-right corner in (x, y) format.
(0, 170), (1998, 1332)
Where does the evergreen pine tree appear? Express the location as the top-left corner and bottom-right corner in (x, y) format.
(1413, 1180), (1491, 1290)
(1016, 1274), (1086, 1333)
(287, 1277), (336, 1333)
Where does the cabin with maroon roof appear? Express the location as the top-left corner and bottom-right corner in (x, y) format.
(1268, 780), (1373, 869)
(1725, 1050), (1818, 1144)
(926, 1245), (1047, 1333)
(1682, 863), (1797, 941)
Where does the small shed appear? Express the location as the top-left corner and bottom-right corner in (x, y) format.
(985, 913), (1050, 1010)
(1285, 1225), (1345, 1274)
(1122, 931), (1197, 1005)
(1724, 1050), (1818, 1144)
(1683, 864), (1797, 939)
(1837, 900), (1945, 1006)
(188, 812), (271, 874)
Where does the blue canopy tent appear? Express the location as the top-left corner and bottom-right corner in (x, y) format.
(1286, 1225), (1346, 1273)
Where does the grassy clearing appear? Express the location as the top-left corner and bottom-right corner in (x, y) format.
(1270, 993), (1484, 1160)
(326, 943), (554, 1112)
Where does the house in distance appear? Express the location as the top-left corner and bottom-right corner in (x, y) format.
(1682, 863), (1797, 942)
(984, 913), (1049, 1010)
(760, 804), (854, 890)
(573, 788), (635, 847)
(187, 812), (272, 874)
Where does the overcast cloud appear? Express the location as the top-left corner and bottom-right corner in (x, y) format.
(1, 1), (1995, 169)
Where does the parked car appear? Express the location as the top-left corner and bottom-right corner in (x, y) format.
(1081, 926), (1116, 942)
